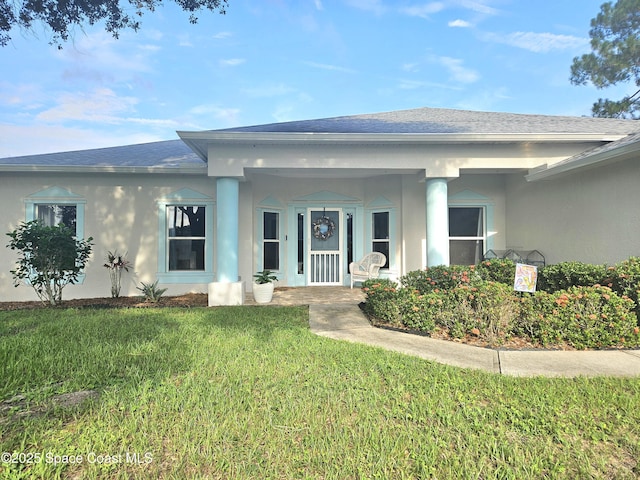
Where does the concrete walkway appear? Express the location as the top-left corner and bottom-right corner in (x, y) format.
(308, 302), (640, 378)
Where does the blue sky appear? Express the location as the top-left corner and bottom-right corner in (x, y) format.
(0, 0), (630, 157)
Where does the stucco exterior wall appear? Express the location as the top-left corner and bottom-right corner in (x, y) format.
(1, 172), (217, 302)
(505, 158), (640, 265)
(10, 157), (631, 303)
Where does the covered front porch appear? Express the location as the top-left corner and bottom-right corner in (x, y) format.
(244, 286), (365, 306)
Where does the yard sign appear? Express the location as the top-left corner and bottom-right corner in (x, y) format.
(513, 263), (537, 293)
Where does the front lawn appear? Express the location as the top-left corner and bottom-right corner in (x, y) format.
(1, 306), (639, 479)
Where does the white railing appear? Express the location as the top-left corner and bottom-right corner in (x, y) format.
(309, 252), (341, 285)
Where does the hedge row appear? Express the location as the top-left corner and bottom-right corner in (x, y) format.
(362, 257), (640, 349)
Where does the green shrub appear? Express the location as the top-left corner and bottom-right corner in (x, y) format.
(362, 279), (400, 324)
(364, 264), (640, 350)
(396, 288), (441, 332)
(607, 257), (640, 321)
(400, 265), (478, 294)
(6, 220), (94, 306)
(438, 282), (521, 343)
(532, 285), (638, 349)
(475, 258), (517, 285)
(538, 261), (607, 293)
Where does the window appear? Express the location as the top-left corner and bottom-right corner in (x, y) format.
(157, 189), (213, 283)
(263, 211), (280, 271)
(372, 211), (390, 268)
(167, 205), (205, 271)
(36, 204), (77, 235)
(24, 187), (87, 283)
(449, 207), (485, 265)
(25, 187), (85, 240)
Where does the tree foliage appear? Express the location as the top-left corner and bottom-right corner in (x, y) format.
(570, 0), (640, 118)
(6, 220), (93, 305)
(0, 0), (227, 48)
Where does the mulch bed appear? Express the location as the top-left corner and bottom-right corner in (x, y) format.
(0, 293), (209, 311)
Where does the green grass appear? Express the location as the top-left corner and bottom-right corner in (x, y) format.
(1, 306), (639, 479)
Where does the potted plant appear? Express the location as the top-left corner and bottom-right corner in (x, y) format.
(253, 270), (278, 304)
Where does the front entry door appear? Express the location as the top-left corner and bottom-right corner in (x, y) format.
(307, 208), (343, 285)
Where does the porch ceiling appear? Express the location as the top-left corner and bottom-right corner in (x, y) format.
(245, 167), (422, 179)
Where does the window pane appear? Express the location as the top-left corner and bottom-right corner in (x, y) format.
(297, 213), (304, 274)
(373, 212), (389, 239)
(449, 208), (483, 237)
(36, 204), (77, 235)
(169, 239), (205, 271)
(346, 212), (353, 267)
(450, 239), (484, 265)
(168, 206), (205, 237)
(264, 242), (279, 270)
(372, 241), (390, 268)
(264, 212), (278, 240)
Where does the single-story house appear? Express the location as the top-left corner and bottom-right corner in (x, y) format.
(1, 107), (639, 304)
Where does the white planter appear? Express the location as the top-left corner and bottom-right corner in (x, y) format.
(252, 282), (274, 304)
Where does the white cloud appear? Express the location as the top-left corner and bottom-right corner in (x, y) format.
(213, 31), (232, 39)
(448, 19), (471, 27)
(401, 2), (445, 18)
(56, 32), (156, 76)
(455, 87), (512, 111)
(303, 61), (356, 73)
(345, 0), (386, 15)
(483, 31), (588, 53)
(241, 84), (296, 98)
(36, 88), (139, 124)
(188, 104), (241, 125)
(0, 82), (44, 109)
(178, 34), (193, 47)
(456, 0), (499, 16)
(219, 58), (246, 67)
(314, 0), (323, 10)
(436, 56), (479, 83)
(402, 63), (420, 72)
(0, 123), (165, 158)
(397, 79), (463, 91)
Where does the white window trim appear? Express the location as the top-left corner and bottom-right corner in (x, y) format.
(257, 208), (283, 274)
(448, 205), (487, 265)
(365, 207), (396, 271)
(157, 190), (214, 284)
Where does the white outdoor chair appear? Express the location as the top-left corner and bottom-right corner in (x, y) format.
(349, 252), (386, 288)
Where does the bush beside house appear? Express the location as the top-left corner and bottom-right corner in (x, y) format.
(362, 258), (640, 350)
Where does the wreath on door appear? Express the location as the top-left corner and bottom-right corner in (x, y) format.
(312, 215), (335, 240)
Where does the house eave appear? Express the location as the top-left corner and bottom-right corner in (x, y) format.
(0, 165), (207, 174)
(525, 137), (640, 182)
(178, 131), (627, 162)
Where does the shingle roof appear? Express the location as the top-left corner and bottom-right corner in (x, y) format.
(221, 107), (640, 135)
(0, 139), (204, 169)
(526, 131), (640, 181)
(553, 131), (640, 166)
(2, 107), (639, 169)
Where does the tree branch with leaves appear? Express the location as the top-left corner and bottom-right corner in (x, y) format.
(0, 0), (227, 48)
(570, 0), (640, 119)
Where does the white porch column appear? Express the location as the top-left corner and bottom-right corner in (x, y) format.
(426, 178), (449, 267)
(208, 177), (244, 305)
